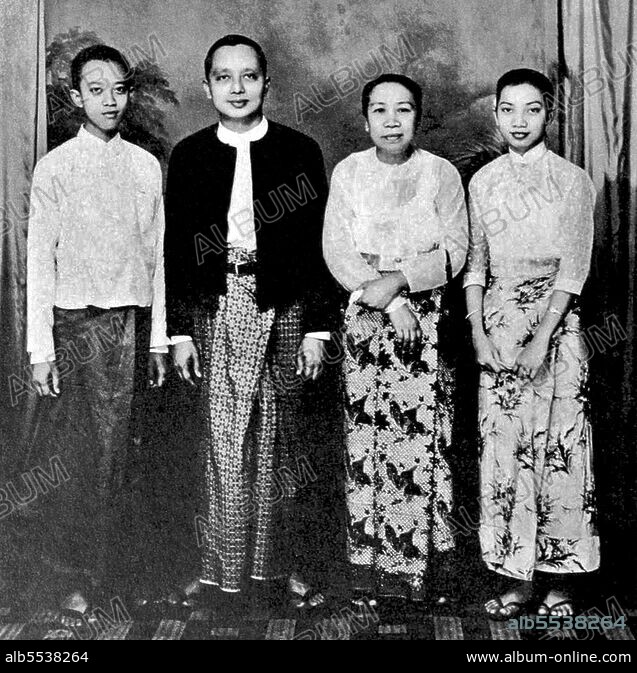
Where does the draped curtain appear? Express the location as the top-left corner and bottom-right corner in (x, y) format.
(0, 0), (46, 596)
(0, 0), (46, 469)
(559, 0), (637, 601)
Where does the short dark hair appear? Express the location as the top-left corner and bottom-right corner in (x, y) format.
(496, 68), (555, 111)
(204, 34), (268, 81)
(71, 44), (132, 91)
(361, 73), (423, 122)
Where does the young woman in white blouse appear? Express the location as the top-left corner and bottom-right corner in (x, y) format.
(323, 74), (468, 603)
(464, 69), (599, 620)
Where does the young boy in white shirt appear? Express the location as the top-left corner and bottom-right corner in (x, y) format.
(26, 44), (168, 617)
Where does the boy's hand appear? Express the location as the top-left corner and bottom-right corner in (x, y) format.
(32, 361), (60, 398)
(296, 337), (326, 381)
(172, 341), (201, 386)
(149, 352), (168, 388)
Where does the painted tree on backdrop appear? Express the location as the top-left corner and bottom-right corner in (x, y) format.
(46, 27), (179, 167)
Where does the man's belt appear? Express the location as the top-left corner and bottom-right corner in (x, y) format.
(226, 261), (258, 274)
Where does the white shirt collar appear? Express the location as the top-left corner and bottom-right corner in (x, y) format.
(217, 117), (269, 146)
(508, 141), (547, 165)
(77, 124), (124, 153)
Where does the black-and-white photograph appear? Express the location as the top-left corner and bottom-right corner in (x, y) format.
(0, 0), (635, 656)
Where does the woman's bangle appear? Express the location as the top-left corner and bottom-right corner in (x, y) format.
(547, 306), (563, 317)
(465, 309), (481, 320)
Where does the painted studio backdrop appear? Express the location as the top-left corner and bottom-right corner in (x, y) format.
(0, 0), (636, 602)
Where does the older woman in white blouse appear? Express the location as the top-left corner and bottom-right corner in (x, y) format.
(323, 73), (468, 603)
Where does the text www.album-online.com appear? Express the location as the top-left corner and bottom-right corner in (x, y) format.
(466, 651), (631, 663)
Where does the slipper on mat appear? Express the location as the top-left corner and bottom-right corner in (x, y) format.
(163, 580), (204, 608)
(485, 596), (526, 621)
(538, 599), (576, 618)
(291, 588), (327, 610)
(350, 596), (378, 610)
(57, 608), (90, 629)
(56, 595), (92, 629)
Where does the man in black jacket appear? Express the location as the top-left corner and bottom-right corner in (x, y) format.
(165, 34), (334, 607)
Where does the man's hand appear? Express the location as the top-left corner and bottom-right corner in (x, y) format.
(32, 361), (60, 398)
(388, 305), (421, 353)
(172, 341), (201, 386)
(296, 337), (326, 381)
(357, 273), (406, 311)
(149, 352), (168, 388)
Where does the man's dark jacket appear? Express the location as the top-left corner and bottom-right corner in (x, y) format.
(164, 120), (337, 337)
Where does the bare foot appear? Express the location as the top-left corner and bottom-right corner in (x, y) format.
(166, 578), (202, 606)
(485, 581), (532, 619)
(351, 595), (378, 608)
(60, 590), (89, 615)
(538, 590), (574, 617)
(288, 573), (325, 609)
(59, 590), (90, 627)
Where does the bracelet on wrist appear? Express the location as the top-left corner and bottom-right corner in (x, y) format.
(465, 308), (481, 320)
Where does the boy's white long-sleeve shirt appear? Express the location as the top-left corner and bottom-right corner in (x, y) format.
(27, 126), (169, 364)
